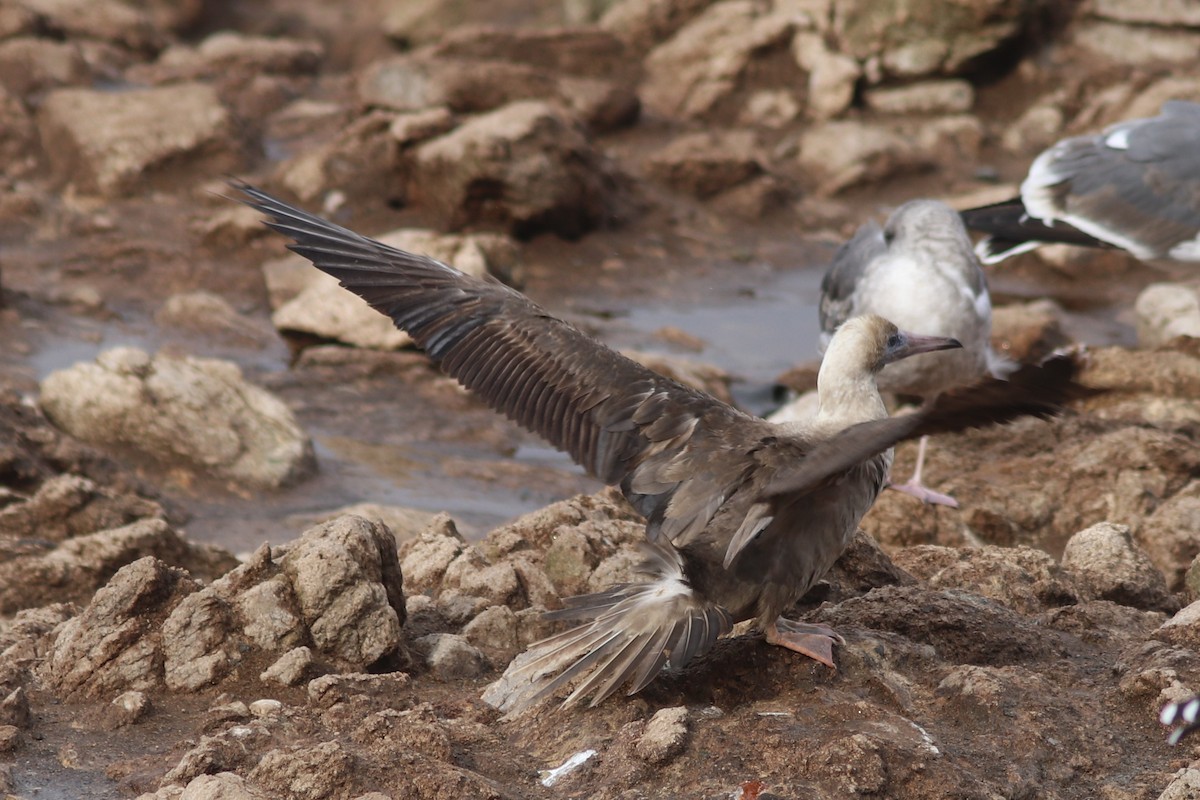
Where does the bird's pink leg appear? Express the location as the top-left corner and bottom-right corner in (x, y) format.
(887, 435), (959, 508)
(764, 618), (844, 668)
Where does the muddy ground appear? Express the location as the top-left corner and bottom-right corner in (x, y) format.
(1, 0), (1200, 798)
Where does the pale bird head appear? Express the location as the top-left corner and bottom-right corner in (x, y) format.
(825, 314), (963, 377)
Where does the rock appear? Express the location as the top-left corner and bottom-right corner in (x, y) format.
(1061, 522), (1175, 612)
(831, 0), (1042, 78)
(990, 300), (1069, 365)
(274, 111), (396, 203)
(1187, 553), (1200, 603)
(413, 633), (486, 679)
(43, 557), (197, 699)
(389, 107), (456, 147)
(412, 100), (619, 238)
(155, 291), (274, 347)
(635, 706), (689, 764)
(0, 725), (18, 753)
(864, 80), (974, 115)
(305, 672), (411, 709)
(540, 527), (600, 596)
(1135, 283), (1200, 348)
(108, 690), (151, 728)
(796, 116), (980, 195)
(248, 699), (283, 718)
(137, 32), (322, 83)
(792, 31), (861, 120)
(280, 515), (406, 667)
(260, 647), (316, 687)
(821, 585), (1044, 666)
(1153, 600), (1200, 652)
(37, 83), (235, 197)
(1000, 101), (1065, 155)
(248, 741), (353, 800)
(399, 514), (467, 592)
(739, 88), (801, 128)
(237, 575), (305, 653)
(17, 0), (160, 49)
(264, 227), (517, 349)
(164, 726), (272, 787)
(39, 347), (315, 490)
(0, 687), (29, 729)
(0, 37), (89, 98)
(179, 772), (263, 800)
(1138, 482), (1200, 590)
(641, 1), (798, 120)
(358, 55), (559, 114)
(461, 605), (520, 664)
(162, 589), (240, 691)
(1074, 22), (1200, 65)
(1157, 766), (1200, 800)
(0, 83), (36, 167)
(431, 26), (633, 78)
(599, 0), (715, 52)
(645, 130), (764, 199)
(0, 471), (162, 543)
(1092, 0), (1200, 25)
(808, 733), (887, 795)
(441, 547), (522, 608)
(893, 545), (1077, 615)
(288, 502), (438, 546)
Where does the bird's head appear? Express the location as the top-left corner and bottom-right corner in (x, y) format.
(825, 314), (963, 377)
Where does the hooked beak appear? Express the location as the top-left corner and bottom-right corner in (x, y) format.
(887, 332), (962, 364)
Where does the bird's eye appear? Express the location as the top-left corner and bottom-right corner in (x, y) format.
(886, 333), (902, 350)
(882, 229), (895, 244)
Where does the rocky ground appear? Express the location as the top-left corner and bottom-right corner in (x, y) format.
(2, 0), (1200, 797)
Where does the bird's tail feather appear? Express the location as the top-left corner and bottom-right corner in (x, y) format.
(482, 541), (731, 715)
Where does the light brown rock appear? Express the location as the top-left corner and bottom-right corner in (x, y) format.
(39, 347), (315, 490)
(280, 515), (406, 667)
(38, 83), (234, 196)
(1061, 522), (1175, 612)
(413, 100), (617, 238)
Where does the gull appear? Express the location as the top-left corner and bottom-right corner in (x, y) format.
(236, 182), (1091, 713)
(820, 199), (1012, 507)
(961, 100), (1200, 264)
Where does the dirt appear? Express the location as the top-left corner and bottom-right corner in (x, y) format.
(1, 0), (1199, 798)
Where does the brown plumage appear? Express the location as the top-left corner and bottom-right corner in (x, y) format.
(236, 182), (1095, 714)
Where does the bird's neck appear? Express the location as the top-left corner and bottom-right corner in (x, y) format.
(814, 371), (888, 429)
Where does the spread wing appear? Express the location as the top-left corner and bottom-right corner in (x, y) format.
(759, 353), (1097, 501)
(236, 181), (778, 546)
(1020, 101), (1200, 260)
(818, 219), (885, 346)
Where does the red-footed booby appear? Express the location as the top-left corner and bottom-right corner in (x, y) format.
(961, 100), (1200, 264)
(236, 182), (1092, 714)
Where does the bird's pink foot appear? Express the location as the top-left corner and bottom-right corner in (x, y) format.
(764, 618), (843, 668)
(887, 479), (959, 508)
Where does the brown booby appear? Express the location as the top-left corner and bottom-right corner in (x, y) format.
(820, 199), (1012, 507)
(960, 100), (1200, 264)
(236, 182), (1093, 713)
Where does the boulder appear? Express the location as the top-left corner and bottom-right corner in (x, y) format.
(38, 83), (235, 196)
(1135, 283), (1200, 348)
(412, 100), (619, 238)
(1061, 522), (1175, 612)
(39, 347), (315, 490)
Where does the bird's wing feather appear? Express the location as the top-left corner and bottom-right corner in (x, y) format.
(959, 198), (1112, 263)
(236, 181), (769, 543)
(818, 220), (886, 341)
(759, 353), (1098, 500)
(1021, 103), (1200, 259)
